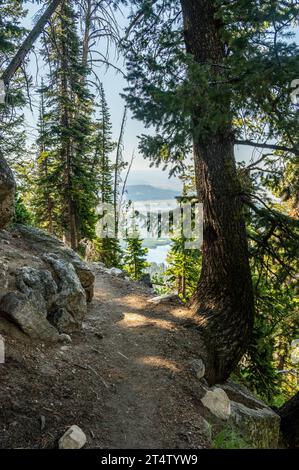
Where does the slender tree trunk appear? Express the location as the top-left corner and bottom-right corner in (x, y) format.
(114, 108), (127, 238)
(2, 0), (63, 85)
(0, 0), (63, 229)
(180, 0), (254, 385)
(278, 392), (299, 448)
(39, 86), (54, 233)
(82, 0), (92, 68)
(59, 5), (78, 251)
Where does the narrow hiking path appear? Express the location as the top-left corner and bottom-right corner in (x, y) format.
(0, 268), (209, 449)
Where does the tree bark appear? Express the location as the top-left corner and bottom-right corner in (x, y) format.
(2, 0), (63, 86)
(278, 392), (299, 448)
(82, 0), (92, 69)
(59, 5), (78, 251)
(180, 0), (254, 385)
(0, 152), (15, 228)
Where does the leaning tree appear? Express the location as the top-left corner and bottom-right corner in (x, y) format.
(123, 0), (298, 384)
(0, 0), (64, 228)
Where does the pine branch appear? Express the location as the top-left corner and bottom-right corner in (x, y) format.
(235, 139), (299, 156)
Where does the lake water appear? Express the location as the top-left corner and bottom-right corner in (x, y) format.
(147, 244), (170, 264)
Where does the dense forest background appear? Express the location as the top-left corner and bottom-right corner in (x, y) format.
(0, 0), (298, 410)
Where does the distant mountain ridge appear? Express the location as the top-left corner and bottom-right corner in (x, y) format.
(126, 184), (180, 201)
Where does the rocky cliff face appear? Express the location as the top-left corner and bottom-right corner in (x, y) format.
(0, 153), (15, 229)
(0, 225), (94, 342)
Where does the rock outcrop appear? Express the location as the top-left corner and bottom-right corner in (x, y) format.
(199, 379), (281, 448)
(0, 226), (95, 341)
(0, 153), (15, 229)
(14, 225), (94, 301)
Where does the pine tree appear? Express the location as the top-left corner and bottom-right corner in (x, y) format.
(124, 234), (149, 281)
(166, 234), (201, 301)
(32, 82), (56, 233)
(95, 84), (122, 267)
(123, 0), (298, 384)
(166, 175), (202, 301)
(0, 0), (27, 160)
(40, 0), (96, 249)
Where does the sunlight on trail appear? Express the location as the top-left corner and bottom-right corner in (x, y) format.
(119, 313), (175, 330)
(136, 355), (182, 372)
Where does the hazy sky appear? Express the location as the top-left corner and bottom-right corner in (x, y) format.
(22, 2), (298, 190)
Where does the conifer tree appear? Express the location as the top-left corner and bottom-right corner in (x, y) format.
(124, 232), (149, 281)
(41, 0), (96, 249)
(166, 171), (202, 301)
(123, 0), (298, 384)
(32, 83), (56, 232)
(0, 0), (26, 160)
(95, 84), (122, 267)
(166, 234), (201, 301)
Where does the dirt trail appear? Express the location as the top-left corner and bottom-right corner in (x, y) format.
(0, 270), (209, 449)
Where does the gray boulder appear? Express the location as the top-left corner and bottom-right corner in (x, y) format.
(14, 225), (95, 302)
(0, 291), (61, 341)
(222, 381), (281, 448)
(229, 400), (280, 449)
(107, 267), (125, 277)
(0, 261), (9, 290)
(201, 380), (281, 448)
(0, 154), (15, 229)
(16, 266), (57, 308)
(1, 259), (88, 338)
(43, 254), (87, 333)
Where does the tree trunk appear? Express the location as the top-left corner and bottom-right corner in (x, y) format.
(82, 0), (92, 68)
(1, 0), (63, 231)
(59, 5), (78, 251)
(180, 0), (254, 385)
(0, 152), (15, 228)
(2, 0), (63, 86)
(278, 392), (299, 448)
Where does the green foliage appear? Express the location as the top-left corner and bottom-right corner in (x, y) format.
(165, 174), (201, 301)
(94, 84), (122, 266)
(32, 1), (97, 246)
(239, 187), (299, 402)
(166, 235), (201, 302)
(14, 194), (33, 225)
(124, 229), (149, 281)
(0, 0), (27, 161)
(95, 84), (116, 206)
(123, 1), (298, 173)
(212, 427), (252, 450)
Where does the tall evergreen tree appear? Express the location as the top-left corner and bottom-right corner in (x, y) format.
(166, 234), (201, 301)
(123, 0), (298, 385)
(124, 233), (149, 281)
(33, 82), (56, 232)
(41, 0), (96, 249)
(0, 0), (26, 160)
(95, 83), (122, 267)
(165, 169), (201, 300)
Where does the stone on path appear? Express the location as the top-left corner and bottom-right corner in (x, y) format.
(59, 425), (87, 449)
